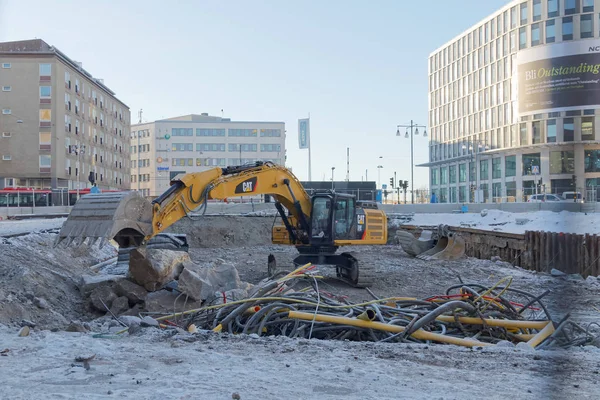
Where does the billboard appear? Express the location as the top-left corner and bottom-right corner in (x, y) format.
(517, 40), (600, 114)
(298, 118), (310, 149)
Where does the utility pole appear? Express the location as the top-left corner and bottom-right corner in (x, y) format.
(396, 121), (427, 204)
(331, 167), (335, 190)
(346, 147), (350, 181)
(394, 171), (397, 204)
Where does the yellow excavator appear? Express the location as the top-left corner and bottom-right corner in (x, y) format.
(57, 161), (387, 287)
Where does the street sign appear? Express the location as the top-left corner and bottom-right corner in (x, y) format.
(532, 165), (540, 175)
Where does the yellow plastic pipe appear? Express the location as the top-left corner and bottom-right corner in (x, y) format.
(527, 321), (555, 348)
(435, 315), (549, 330)
(287, 311), (490, 347)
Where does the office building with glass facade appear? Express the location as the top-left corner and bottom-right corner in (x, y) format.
(426, 0), (600, 203)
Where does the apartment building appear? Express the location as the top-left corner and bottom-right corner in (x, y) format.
(130, 114), (285, 197)
(0, 39), (131, 194)
(426, 0), (600, 203)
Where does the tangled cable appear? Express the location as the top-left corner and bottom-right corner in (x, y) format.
(149, 264), (599, 349)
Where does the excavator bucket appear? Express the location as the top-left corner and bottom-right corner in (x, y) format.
(396, 230), (435, 257)
(415, 236), (449, 260)
(419, 233), (466, 261)
(56, 191), (154, 248)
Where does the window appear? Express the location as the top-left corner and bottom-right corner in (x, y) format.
(229, 129), (257, 137)
(228, 143), (257, 152)
(171, 143), (193, 151)
(449, 165), (457, 184)
(449, 187), (457, 203)
(563, 17), (573, 40)
(39, 109), (51, 121)
(440, 167), (448, 184)
(565, 0), (579, 14)
(39, 64), (51, 75)
(581, 14), (593, 38)
(533, 0), (542, 21)
(39, 132), (51, 145)
(582, 116), (594, 140)
(260, 144), (281, 152)
(1, 63), (10, 69)
(564, 118), (574, 141)
(520, 2), (528, 25)
(547, 119), (557, 142)
(492, 183), (502, 200)
(519, 27), (527, 49)
(492, 158), (502, 179)
(2, 155), (12, 161)
(260, 129), (282, 137)
(548, 0), (559, 17)
(39, 155), (51, 167)
(2, 109), (11, 115)
(532, 121), (542, 144)
(171, 158), (194, 166)
(469, 161), (476, 182)
(431, 168), (439, 185)
(2, 132), (11, 137)
(459, 163), (466, 182)
(172, 128), (193, 136)
(546, 19), (556, 43)
(459, 186), (467, 203)
(520, 123), (528, 145)
(550, 151), (575, 174)
(64, 71), (70, 88)
(480, 160), (489, 180)
(40, 86), (51, 98)
(522, 153), (541, 175)
(585, 150), (600, 172)
(531, 23), (541, 46)
(505, 155), (516, 177)
(196, 143), (226, 152)
(1, 86), (10, 92)
(584, 0), (594, 12)
(196, 128), (225, 137)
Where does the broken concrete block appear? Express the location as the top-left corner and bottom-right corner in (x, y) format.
(118, 316), (142, 327)
(65, 322), (88, 333)
(114, 279), (147, 305)
(110, 296), (130, 316)
(79, 274), (126, 297)
(143, 290), (202, 314)
(550, 268), (566, 277)
(208, 259), (243, 291)
(140, 316), (160, 328)
(129, 248), (190, 291)
(89, 286), (118, 312)
(18, 326), (30, 337)
(33, 297), (49, 309)
(177, 267), (215, 301)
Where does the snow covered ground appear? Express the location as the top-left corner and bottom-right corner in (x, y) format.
(395, 210), (599, 235)
(0, 217), (65, 236)
(1, 326), (599, 400)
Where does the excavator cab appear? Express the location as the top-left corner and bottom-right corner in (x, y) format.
(309, 193), (356, 246)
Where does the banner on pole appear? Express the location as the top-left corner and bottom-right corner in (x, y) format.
(298, 118), (310, 149)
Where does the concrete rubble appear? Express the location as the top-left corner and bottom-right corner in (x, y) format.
(128, 247), (191, 291)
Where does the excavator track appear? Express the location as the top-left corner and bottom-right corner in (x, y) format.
(337, 252), (375, 288)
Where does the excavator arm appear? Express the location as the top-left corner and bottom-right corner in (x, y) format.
(57, 162), (312, 248)
(149, 162), (312, 239)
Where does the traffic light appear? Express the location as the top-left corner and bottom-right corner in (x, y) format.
(390, 178), (394, 187)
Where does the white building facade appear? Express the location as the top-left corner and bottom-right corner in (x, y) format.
(427, 0), (600, 203)
(130, 114), (285, 197)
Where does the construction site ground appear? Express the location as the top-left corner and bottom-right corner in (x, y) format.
(1, 216), (600, 399)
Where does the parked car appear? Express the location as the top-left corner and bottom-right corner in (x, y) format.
(527, 194), (562, 203)
(560, 192), (584, 203)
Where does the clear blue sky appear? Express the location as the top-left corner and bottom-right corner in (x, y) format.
(0, 0), (508, 189)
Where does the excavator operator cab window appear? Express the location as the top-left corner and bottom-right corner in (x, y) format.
(311, 197), (332, 241)
(334, 197), (353, 239)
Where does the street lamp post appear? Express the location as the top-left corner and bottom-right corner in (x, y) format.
(73, 144), (86, 199)
(377, 165), (383, 189)
(331, 167), (335, 190)
(396, 121), (427, 204)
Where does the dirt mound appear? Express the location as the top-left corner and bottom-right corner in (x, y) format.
(165, 215), (275, 247)
(0, 233), (117, 329)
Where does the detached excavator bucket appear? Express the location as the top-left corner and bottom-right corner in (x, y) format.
(56, 191), (154, 248)
(415, 236), (449, 260)
(397, 230), (435, 257)
(419, 233), (466, 261)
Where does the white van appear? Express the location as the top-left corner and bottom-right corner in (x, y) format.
(561, 192), (584, 203)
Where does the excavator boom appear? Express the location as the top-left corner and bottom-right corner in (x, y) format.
(57, 162), (311, 247)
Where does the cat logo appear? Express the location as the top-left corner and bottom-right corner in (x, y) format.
(357, 215), (365, 225)
(234, 177), (258, 194)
